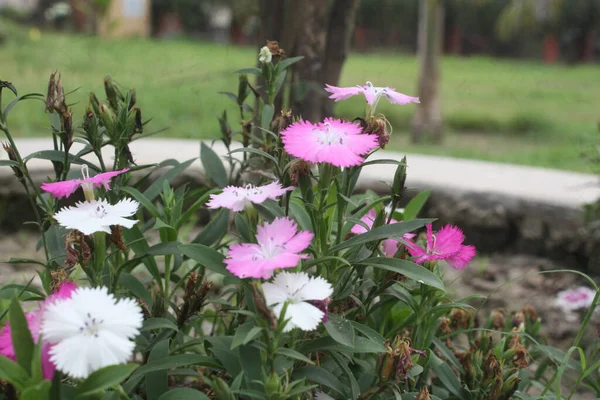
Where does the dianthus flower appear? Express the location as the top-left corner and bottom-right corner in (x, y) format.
(0, 281), (77, 380)
(351, 208), (415, 257)
(262, 272), (333, 332)
(281, 118), (378, 168)
(556, 287), (597, 311)
(406, 224), (476, 270)
(325, 81), (419, 106)
(206, 181), (291, 212)
(54, 198), (139, 235)
(41, 165), (129, 199)
(41, 286), (143, 379)
(224, 217), (313, 279)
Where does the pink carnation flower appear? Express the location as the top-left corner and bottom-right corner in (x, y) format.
(224, 217), (313, 279)
(281, 118), (378, 168)
(351, 209), (416, 257)
(556, 287), (597, 311)
(0, 281), (77, 380)
(325, 81), (420, 106)
(41, 167), (129, 199)
(406, 224), (476, 270)
(206, 181), (291, 212)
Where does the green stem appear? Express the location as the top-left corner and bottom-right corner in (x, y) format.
(93, 232), (106, 285)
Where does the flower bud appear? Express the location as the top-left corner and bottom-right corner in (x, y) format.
(212, 377), (235, 400)
(271, 108), (293, 133)
(483, 354), (500, 381)
(104, 75), (123, 111)
(99, 103), (116, 135)
(392, 156), (407, 201)
(128, 88), (136, 110)
(289, 160), (311, 186)
(237, 74), (249, 103)
(264, 371), (281, 399)
(521, 304), (537, 325)
(2, 142), (23, 182)
(489, 309), (505, 330)
(89, 92), (101, 115)
(376, 343), (398, 383)
(500, 374), (520, 399)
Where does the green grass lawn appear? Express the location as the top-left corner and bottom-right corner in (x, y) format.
(1, 20), (599, 172)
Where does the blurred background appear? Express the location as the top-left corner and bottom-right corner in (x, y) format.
(1, 0), (599, 171)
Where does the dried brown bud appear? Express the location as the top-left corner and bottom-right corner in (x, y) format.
(80, 238), (91, 265)
(134, 107), (143, 134)
(271, 108), (293, 133)
(50, 269), (69, 293)
(512, 311), (525, 328)
(415, 387), (431, 400)
(266, 40), (284, 57)
(439, 316), (452, 334)
(522, 304), (537, 323)
(483, 354), (501, 380)
(395, 338), (414, 381)
(289, 160), (311, 186)
(2, 142), (23, 181)
(61, 109), (73, 151)
(109, 225), (127, 252)
(65, 246), (78, 269)
(365, 117), (390, 148)
(490, 309), (506, 330)
(46, 71), (67, 115)
(512, 344), (529, 368)
(449, 308), (471, 330)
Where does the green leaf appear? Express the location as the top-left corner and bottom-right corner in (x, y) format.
(254, 199), (285, 221)
(330, 218), (435, 253)
(120, 187), (159, 218)
(292, 366), (347, 396)
(118, 273), (152, 305)
(229, 147), (279, 167)
(0, 355), (29, 390)
(358, 258), (445, 291)
(23, 150), (100, 172)
(21, 380), (51, 400)
(234, 67), (262, 75)
(278, 56), (304, 70)
(141, 318), (179, 332)
(0, 159), (19, 167)
(239, 344), (262, 391)
(193, 209), (230, 246)
(429, 352), (470, 400)
(331, 352), (360, 400)
(204, 337), (242, 377)
(179, 243), (233, 277)
(9, 298), (34, 373)
(157, 388), (210, 400)
(200, 143), (228, 188)
(289, 199), (313, 231)
(143, 159), (195, 202)
(324, 314), (355, 347)
(275, 348), (314, 365)
(146, 340), (170, 400)
(261, 104), (274, 129)
(231, 322), (263, 350)
(127, 354), (222, 385)
(76, 364), (138, 398)
(403, 190), (431, 220)
(234, 213), (253, 242)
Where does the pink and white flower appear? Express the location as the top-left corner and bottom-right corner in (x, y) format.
(406, 224), (476, 270)
(224, 217), (313, 279)
(351, 209), (415, 257)
(556, 287), (597, 311)
(0, 281), (77, 380)
(325, 81), (419, 106)
(281, 118), (378, 168)
(206, 182), (291, 212)
(262, 272), (333, 332)
(41, 166), (129, 199)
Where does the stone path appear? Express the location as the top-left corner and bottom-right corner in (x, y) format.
(2, 138), (598, 208)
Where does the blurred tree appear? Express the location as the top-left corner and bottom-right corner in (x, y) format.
(557, 0), (600, 62)
(496, 0), (563, 62)
(411, 0), (444, 143)
(259, 0), (360, 122)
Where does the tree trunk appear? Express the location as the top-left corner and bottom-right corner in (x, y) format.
(581, 29), (596, 62)
(411, 0), (444, 144)
(290, 0), (329, 122)
(319, 0), (360, 118)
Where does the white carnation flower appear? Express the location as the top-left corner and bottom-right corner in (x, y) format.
(259, 46), (272, 64)
(41, 286), (143, 379)
(263, 271), (333, 332)
(54, 198), (139, 235)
